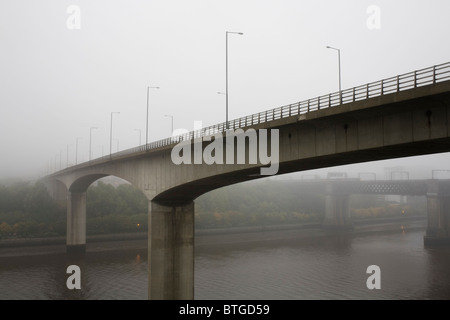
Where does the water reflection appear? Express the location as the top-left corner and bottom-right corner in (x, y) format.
(425, 246), (450, 299)
(0, 224), (449, 300)
(0, 248), (148, 300)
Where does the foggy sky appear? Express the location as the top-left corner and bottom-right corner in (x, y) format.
(1, 0), (450, 180)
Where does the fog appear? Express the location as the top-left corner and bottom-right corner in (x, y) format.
(1, 0), (450, 180)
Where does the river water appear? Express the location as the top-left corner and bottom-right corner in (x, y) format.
(0, 219), (449, 300)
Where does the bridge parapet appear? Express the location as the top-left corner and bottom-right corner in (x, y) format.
(295, 180), (430, 196)
(356, 180), (428, 196)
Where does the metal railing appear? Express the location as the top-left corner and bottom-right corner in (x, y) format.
(55, 61), (450, 173)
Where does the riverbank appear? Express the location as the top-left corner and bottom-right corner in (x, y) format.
(195, 215), (427, 247)
(0, 215), (427, 257)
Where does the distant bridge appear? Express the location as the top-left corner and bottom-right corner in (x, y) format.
(44, 61), (450, 299)
(294, 179), (431, 195)
(290, 178), (450, 231)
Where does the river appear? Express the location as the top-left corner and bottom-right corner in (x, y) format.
(0, 218), (449, 300)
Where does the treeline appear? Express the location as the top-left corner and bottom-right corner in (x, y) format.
(349, 193), (426, 219)
(0, 181), (66, 238)
(85, 182), (147, 235)
(0, 179), (426, 239)
(0, 181), (149, 238)
(195, 180), (326, 228)
(195, 181), (425, 228)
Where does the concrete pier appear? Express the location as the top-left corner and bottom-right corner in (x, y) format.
(148, 201), (194, 300)
(66, 191), (87, 253)
(323, 182), (353, 230)
(424, 180), (450, 246)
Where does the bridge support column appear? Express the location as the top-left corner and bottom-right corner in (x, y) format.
(66, 191), (87, 253)
(148, 201), (194, 300)
(424, 181), (450, 246)
(323, 182), (353, 230)
(44, 179), (67, 207)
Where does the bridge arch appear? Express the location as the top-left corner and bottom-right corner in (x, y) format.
(43, 178), (69, 207)
(61, 172), (154, 253)
(69, 174), (110, 193)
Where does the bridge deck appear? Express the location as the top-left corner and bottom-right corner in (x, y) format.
(48, 61), (450, 176)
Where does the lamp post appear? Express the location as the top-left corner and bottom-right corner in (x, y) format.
(164, 115), (174, 136)
(66, 144), (72, 168)
(226, 31), (243, 129)
(76, 137), (82, 165)
(110, 112), (120, 158)
(146, 86), (160, 146)
(89, 127), (98, 161)
(326, 46), (341, 103)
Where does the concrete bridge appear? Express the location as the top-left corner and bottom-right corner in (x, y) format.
(44, 61), (450, 299)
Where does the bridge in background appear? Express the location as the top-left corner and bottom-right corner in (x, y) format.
(289, 178), (449, 234)
(44, 61), (450, 299)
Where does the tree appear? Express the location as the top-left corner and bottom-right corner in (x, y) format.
(24, 182), (63, 222)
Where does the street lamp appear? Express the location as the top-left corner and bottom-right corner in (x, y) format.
(226, 31), (243, 129)
(110, 112), (120, 158)
(76, 137), (82, 165)
(146, 86), (160, 146)
(89, 126), (98, 161)
(164, 115), (174, 136)
(326, 46), (341, 103)
(66, 144), (72, 168)
(134, 129), (142, 146)
(59, 150), (62, 170)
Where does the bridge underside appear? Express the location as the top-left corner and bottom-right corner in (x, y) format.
(154, 138), (450, 204)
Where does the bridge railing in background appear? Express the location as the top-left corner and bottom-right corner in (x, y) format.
(59, 61), (450, 172)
